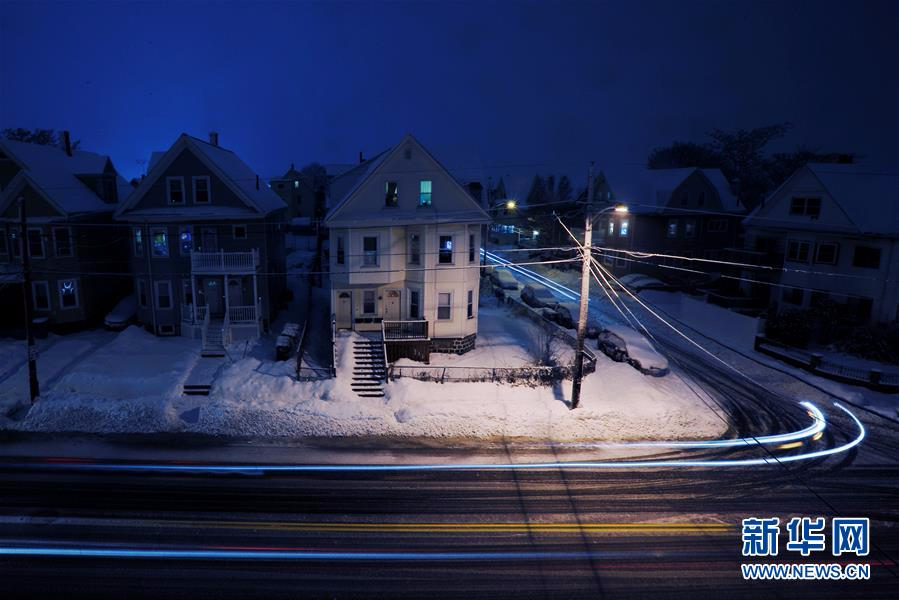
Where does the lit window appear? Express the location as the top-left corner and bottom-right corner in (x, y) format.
(179, 226), (192, 255)
(607, 220), (615, 236)
(192, 176), (210, 203)
(619, 219), (629, 237)
(385, 181), (398, 207)
(133, 228), (143, 256)
(167, 177), (185, 204)
(363, 290), (376, 314)
(684, 219), (696, 238)
(32, 281), (50, 310)
(438, 235), (453, 264)
(232, 224), (247, 240)
(437, 292), (451, 320)
(667, 219), (678, 238)
(293, 180), (299, 189)
(59, 279), (79, 309)
(408, 233), (420, 265)
(419, 180), (432, 207)
(53, 227), (73, 257)
(363, 236), (378, 266)
(467, 290), (474, 319)
(151, 228), (169, 257)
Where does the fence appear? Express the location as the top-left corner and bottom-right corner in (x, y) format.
(388, 364), (583, 386)
(754, 335), (899, 392)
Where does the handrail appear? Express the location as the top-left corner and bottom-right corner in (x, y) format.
(200, 305), (210, 347)
(222, 310), (231, 347)
(380, 321), (389, 384)
(330, 313), (338, 377)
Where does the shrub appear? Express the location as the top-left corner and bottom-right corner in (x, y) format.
(836, 324), (899, 364)
(765, 309), (812, 348)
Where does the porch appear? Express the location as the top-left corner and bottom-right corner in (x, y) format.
(382, 319), (431, 363)
(191, 249), (260, 274)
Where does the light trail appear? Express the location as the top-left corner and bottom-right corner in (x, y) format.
(3, 402), (863, 473)
(483, 249), (579, 301)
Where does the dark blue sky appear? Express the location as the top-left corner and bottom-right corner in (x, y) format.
(2, 0), (896, 183)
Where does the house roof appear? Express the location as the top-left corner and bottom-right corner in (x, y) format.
(745, 163), (899, 236)
(0, 138), (130, 216)
(324, 134), (491, 227)
(117, 134), (286, 219)
(601, 166), (741, 214)
(324, 149), (392, 216)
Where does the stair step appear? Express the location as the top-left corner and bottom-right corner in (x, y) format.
(356, 393), (385, 398)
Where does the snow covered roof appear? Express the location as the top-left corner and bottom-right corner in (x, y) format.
(601, 166), (741, 214)
(0, 138), (130, 216)
(324, 149), (392, 215)
(118, 134), (286, 219)
(324, 163), (357, 178)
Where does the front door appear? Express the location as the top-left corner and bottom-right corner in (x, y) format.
(204, 277), (225, 317)
(336, 292), (352, 329)
(199, 227), (218, 251)
(384, 289), (401, 321)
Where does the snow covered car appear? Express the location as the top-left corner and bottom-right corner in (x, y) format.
(552, 303), (576, 329)
(104, 296), (137, 330)
(616, 273), (668, 292)
(520, 283), (559, 309)
(488, 267), (520, 290)
(596, 325), (669, 376)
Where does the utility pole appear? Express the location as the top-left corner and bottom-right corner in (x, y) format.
(18, 197), (40, 403)
(571, 162), (594, 409)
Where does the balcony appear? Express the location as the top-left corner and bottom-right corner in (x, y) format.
(191, 249), (259, 274)
(382, 320), (429, 340)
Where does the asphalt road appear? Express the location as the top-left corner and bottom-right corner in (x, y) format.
(1, 261), (897, 598)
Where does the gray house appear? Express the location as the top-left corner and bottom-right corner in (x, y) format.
(115, 133), (287, 351)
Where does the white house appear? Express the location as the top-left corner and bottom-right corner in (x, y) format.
(324, 134), (491, 354)
(741, 163), (899, 324)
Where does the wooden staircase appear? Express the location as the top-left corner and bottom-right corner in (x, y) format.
(202, 317), (226, 358)
(351, 338), (386, 398)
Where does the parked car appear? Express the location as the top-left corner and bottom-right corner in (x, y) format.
(596, 324), (669, 376)
(552, 303), (576, 329)
(616, 273), (668, 292)
(520, 283), (559, 309)
(104, 296), (136, 330)
(488, 267), (520, 290)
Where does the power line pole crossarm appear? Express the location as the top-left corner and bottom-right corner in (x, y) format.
(571, 161), (594, 410)
(18, 197), (40, 403)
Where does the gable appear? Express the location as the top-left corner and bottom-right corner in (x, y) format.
(0, 182), (64, 219)
(747, 167), (856, 232)
(326, 136), (489, 226)
(667, 170), (724, 211)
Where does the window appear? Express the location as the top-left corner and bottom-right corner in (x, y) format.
(32, 281), (50, 311)
(408, 233), (420, 265)
(192, 176), (210, 203)
(815, 242), (839, 265)
(58, 279), (79, 309)
(468, 233), (476, 263)
(133, 228), (143, 256)
(419, 180), (432, 207)
(166, 177), (185, 204)
(182, 279), (193, 306)
(684, 219), (696, 238)
(53, 227), (73, 257)
(137, 279), (148, 308)
(786, 240), (811, 263)
(667, 219), (678, 238)
(0, 231), (7, 255)
(385, 181), (398, 207)
(336, 235), (345, 265)
(852, 245), (881, 269)
(179, 226), (192, 256)
(155, 280), (173, 310)
(293, 180), (299, 189)
(437, 292), (451, 320)
(467, 290), (474, 319)
(409, 289), (421, 319)
(362, 236), (378, 266)
(707, 219), (727, 233)
(789, 197), (821, 219)
(27, 228), (44, 258)
(362, 290), (376, 314)
(10, 230), (20, 258)
(232, 224), (247, 240)
(607, 220), (615, 236)
(618, 219), (629, 237)
(782, 287), (804, 306)
(151, 228), (169, 257)
(438, 235), (453, 264)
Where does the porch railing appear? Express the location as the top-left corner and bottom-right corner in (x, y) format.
(191, 249), (259, 273)
(228, 304), (258, 323)
(382, 320), (429, 340)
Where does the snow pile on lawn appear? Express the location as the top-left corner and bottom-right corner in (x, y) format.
(9, 326), (199, 433)
(603, 324), (669, 372)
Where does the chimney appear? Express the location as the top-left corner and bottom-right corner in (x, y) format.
(62, 130), (72, 157)
(209, 131), (219, 146)
(358, 151), (364, 164)
(256, 174), (259, 190)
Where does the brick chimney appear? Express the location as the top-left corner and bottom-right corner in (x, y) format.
(62, 130), (72, 157)
(209, 131), (219, 146)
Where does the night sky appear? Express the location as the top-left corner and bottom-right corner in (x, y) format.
(1, 0), (896, 183)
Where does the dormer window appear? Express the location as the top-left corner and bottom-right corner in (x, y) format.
(385, 181), (398, 207)
(789, 197), (821, 219)
(166, 177), (185, 204)
(192, 176), (211, 203)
